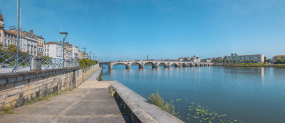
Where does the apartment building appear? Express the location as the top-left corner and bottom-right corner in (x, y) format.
(37, 35), (44, 56)
(44, 42), (63, 59)
(272, 55), (285, 63)
(0, 13), (44, 56)
(72, 46), (80, 59)
(226, 54), (264, 63)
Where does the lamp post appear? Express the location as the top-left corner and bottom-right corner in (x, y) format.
(59, 32), (68, 67)
(89, 52), (92, 59)
(93, 54), (95, 61)
(12, 0), (20, 73)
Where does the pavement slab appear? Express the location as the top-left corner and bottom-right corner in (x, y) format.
(0, 68), (132, 123)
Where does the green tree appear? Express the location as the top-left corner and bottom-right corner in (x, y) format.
(238, 60), (241, 63)
(226, 59), (229, 63)
(276, 58), (284, 62)
(246, 60), (250, 63)
(230, 60), (233, 63)
(251, 60), (255, 63)
(234, 60), (237, 63)
(234, 53), (237, 56)
(266, 59), (270, 63)
(223, 59), (226, 63)
(231, 53), (233, 56)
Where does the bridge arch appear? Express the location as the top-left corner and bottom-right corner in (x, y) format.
(170, 63), (179, 67)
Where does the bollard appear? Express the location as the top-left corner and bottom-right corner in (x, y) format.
(33, 56), (42, 71)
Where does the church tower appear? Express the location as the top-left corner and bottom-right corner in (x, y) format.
(147, 54), (149, 61)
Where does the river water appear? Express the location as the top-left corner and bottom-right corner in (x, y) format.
(102, 65), (285, 123)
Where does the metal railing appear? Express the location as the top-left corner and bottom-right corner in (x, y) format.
(68, 59), (79, 67)
(0, 51), (33, 73)
(42, 57), (65, 70)
(42, 57), (79, 70)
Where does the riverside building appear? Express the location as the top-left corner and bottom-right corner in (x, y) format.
(0, 12), (44, 56)
(226, 54), (264, 63)
(44, 42), (63, 59)
(272, 55), (285, 63)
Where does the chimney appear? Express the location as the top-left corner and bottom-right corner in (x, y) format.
(40, 35), (42, 38)
(30, 30), (33, 34)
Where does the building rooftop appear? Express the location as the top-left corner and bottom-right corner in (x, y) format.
(273, 55), (285, 57)
(45, 41), (62, 45)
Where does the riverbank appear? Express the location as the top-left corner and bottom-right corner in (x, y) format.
(213, 63), (285, 67)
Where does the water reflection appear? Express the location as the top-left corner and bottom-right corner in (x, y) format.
(102, 65), (285, 123)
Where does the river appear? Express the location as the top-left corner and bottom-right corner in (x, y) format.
(102, 65), (285, 123)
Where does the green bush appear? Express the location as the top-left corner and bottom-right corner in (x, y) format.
(98, 71), (103, 81)
(79, 59), (98, 71)
(148, 91), (176, 115)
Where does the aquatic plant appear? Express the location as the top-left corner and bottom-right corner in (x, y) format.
(185, 102), (238, 123)
(148, 91), (176, 115)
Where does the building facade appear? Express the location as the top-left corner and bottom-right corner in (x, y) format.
(190, 55), (200, 62)
(226, 54), (264, 63)
(72, 46), (80, 59)
(0, 13), (44, 56)
(44, 42), (63, 59)
(272, 55), (285, 63)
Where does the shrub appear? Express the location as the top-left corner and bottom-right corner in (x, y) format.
(79, 59), (98, 71)
(148, 91), (176, 115)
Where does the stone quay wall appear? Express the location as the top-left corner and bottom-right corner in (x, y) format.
(109, 81), (183, 123)
(0, 64), (99, 108)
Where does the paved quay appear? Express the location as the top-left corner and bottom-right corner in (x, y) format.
(0, 69), (132, 123)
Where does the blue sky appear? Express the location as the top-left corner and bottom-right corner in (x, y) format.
(0, 0), (284, 61)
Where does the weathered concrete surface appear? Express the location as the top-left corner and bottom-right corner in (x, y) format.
(0, 70), (131, 123)
(109, 81), (184, 123)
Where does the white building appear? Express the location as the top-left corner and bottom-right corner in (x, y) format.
(190, 55), (200, 62)
(44, 42), (63, 59)
(72, 46), (80, 59)
(226, 54), (264, 63)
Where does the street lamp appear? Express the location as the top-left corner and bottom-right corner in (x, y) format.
(89, 52), (92, 59)
(59, 32), (68, 67)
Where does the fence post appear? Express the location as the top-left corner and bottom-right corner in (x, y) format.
(33, 56), (42, 71)
(65, 60), (69, 68)
(30, 56), (34, 70)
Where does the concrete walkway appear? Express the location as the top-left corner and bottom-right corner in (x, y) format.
(0, 69), (132, 123)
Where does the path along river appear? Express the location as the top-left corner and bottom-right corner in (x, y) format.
(102, 65), (285, 123)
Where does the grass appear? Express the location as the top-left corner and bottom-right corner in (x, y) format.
(107, 79), (113, 81)
(98, 71), (103, 81)
(0, 106), (15, 116)
(26, 91), (61, 105)
(148, 90), (176, 115)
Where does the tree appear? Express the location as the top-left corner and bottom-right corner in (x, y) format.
(251, 60), (255, 63)
(234, 60), (237, 63)
(231, 53), (233, 56)
(230, 60), (233, 63)
(266, 59), (270, 63)
(226, 59), (229, 63)
(238, 60), (241, 63)
(234, 53), (237, 56)
(276, 58), (284, 62)
(6, 45), (28, 55)
(223, 59), (226, 63)
(246, 60), (250, 63)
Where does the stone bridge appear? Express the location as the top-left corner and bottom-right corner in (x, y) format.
(100, 61), (214, 69)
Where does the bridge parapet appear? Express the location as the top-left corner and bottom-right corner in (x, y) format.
(100, 61), (213, 69)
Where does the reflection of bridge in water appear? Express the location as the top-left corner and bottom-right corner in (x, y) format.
(100, 61), (214, 69)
